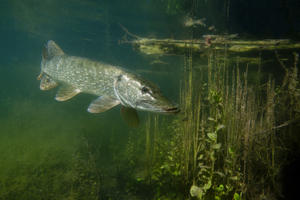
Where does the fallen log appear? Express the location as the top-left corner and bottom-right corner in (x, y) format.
(119, 25), (300, 55)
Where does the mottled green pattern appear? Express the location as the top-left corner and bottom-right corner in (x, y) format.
(43, 55), (122, 97)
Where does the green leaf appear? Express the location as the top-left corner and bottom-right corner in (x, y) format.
(203, 180), (212, 191)
(218, 184), (224, 191)
(210, 151), (216, 161)
(208, 117), (216, 122)
(216, 124), (225, 132)
(212, 143), (222, 150)
(168, 155), (173, 161)
(233, 192), (240, 200)
(136, 177), (143, 182)
(190, 185), (203, 198)
(207, 132), (217, 141)
(228, 147), (234, 155)
(198, 154), (204, 160)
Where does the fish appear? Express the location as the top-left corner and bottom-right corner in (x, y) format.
(38, 40), (179, 127)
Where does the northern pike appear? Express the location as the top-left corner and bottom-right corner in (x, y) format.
(38, 40), (179, 126)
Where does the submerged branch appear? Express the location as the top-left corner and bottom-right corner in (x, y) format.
(119, 26), (300, 55)
(254, 117), (300, 137)
(119, 23), (141, 40)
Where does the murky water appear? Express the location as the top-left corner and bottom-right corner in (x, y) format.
(1, 0), (300, 199)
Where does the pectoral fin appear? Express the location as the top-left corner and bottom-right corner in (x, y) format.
(55, 85), (80, 101)
(87, 96), (120, 113)
(120, 106), (140, 128)
(39, 74), (58, 91)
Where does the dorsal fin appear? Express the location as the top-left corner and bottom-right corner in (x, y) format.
(42, 40), (65, 60)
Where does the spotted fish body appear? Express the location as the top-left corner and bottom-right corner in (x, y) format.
(38, 40), (179, 126)
(43, 55), (122, 97)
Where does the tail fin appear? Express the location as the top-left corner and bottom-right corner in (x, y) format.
(42, 40), (65, 60)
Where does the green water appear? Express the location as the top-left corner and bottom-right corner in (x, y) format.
(1, 0), (300, 199)
(0, 1), (182, 199)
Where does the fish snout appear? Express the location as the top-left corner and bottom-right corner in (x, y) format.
(163, 105), (180, 114)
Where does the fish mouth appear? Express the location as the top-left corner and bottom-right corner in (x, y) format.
(163, 106), (180, 114)
(136, 100), (180, 114)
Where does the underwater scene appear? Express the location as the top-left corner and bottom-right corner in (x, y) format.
(1, 0), (300, 199)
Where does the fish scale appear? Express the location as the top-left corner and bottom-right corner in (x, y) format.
(44, 55), (121, 96)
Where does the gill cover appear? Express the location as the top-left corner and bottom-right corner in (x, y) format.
(114, 74), (154, 109)
(114, 74), (137, 108)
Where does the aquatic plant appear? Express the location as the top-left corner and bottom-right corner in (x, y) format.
(132, 46), (300, 200)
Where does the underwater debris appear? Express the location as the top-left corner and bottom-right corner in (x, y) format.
(119, 26), (300, 55)
(208, 25), (216, 31)
(184, 16), (207, 27)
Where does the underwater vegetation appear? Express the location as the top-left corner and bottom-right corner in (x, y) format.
(118, 49), (300, 199)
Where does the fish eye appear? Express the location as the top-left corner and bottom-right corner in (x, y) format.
(141, 86), (150, 94)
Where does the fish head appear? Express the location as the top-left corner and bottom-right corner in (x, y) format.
(114, 74), (179, 114)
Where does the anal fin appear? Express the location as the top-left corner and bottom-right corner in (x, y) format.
(87, 96), (120, 113)
(55, 85), (80, 101)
